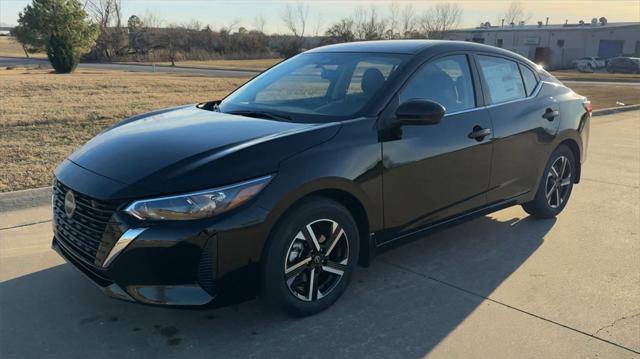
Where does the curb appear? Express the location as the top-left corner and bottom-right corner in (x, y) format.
(592, 105), (640, 116)
(0, 186), (52, 212)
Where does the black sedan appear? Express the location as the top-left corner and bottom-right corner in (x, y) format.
(52, 40), (591, 316)
(606, 57), (640, 74)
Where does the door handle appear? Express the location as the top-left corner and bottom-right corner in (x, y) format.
(468, 126), (491, 141)
(542, 108), (560, 120)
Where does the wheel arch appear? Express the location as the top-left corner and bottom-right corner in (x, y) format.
(558, 138), (582, 183)
(260, 180), (376, 271)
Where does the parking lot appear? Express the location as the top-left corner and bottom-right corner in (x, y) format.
(0, 111), (638, 358)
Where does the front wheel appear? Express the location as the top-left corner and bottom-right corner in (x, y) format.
(262, 197), (359, 316)
(522, 145), (576, 218)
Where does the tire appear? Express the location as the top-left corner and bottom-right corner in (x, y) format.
(261, 197), (359, 316)
(522, 145), (576, 219)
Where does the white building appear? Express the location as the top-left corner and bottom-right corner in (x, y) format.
(445, 19), (640, 69)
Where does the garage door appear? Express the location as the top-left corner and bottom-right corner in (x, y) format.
(598, 40), (624, 58)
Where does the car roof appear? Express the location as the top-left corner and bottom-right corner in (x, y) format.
(306, 40), (437, 54)
(306, 40), (536, 66)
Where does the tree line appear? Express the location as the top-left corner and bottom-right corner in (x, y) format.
(11, 0), (479, 73)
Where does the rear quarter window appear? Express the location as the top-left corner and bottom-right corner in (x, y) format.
(519, 64), (538, 96)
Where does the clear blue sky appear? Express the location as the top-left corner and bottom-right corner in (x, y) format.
(1, 0), (639, 33)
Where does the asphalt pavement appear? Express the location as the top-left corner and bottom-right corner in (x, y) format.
(0, 111), (639, 358)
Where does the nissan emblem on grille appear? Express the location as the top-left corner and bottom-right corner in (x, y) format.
(64, 190), (76, 218)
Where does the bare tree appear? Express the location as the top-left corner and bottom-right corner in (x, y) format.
(141, 11), (164, 28)
(280, 1), (310, 55)
(185, 19), (202, 31)
(160, 24), (187, 66)
(417, 3), (462, 39)
(313, 14), (324, 37)
(503, 1), (531, 25)
(353, 6), (387, 40)
(387, 2), (401, 38)
(281, 1), (309, 38)
(253, 13), (266, 33)
(400, 3), (416, 37)
(223, 19), (241, 34)
(324, 18), (355, 43)
(85, 0), (127, 59)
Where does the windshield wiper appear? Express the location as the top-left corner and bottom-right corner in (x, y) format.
(226, 110), (292, 122)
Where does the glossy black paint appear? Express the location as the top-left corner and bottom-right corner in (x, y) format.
(52, 40), (590, 307)
(395, 99), (446, 125)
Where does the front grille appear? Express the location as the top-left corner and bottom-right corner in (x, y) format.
(53, 180), (118, 266)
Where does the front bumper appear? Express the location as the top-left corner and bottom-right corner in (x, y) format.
(52, 203), (268, 308)
(52, 161), (272, 307)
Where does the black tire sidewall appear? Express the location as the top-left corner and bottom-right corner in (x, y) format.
(525, 145), (576, 218)
(262, 197), (359, 316)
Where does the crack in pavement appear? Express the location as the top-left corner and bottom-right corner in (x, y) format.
(376, 258), (640, 355)
(0, 219), (52, 231)
(593, 311), (640, 337)
(581, 177), (640, 189)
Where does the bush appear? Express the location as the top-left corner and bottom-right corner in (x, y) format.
(47, 35), (79, 73)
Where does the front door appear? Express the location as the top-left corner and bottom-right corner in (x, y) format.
(380, 54), (494, 240)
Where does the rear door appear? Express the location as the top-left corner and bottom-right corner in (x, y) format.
(475, 54), (560, 203)
(381, 54), (494, 238)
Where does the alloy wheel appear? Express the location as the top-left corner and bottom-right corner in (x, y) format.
(284, 219), (349, 302)
(545, 155), (572, 209)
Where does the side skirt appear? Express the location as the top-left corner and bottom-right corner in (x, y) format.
(373, 193), (528, 254)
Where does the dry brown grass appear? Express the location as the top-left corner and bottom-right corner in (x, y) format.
(0, 67), (245, 192)
(552, 70), (640, 83)
(0, 36), (47, 58)
(572, 84), (640, 109)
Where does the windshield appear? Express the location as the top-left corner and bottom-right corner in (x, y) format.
(218, 52), (408, 122)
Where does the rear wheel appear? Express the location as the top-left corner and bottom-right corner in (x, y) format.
(262, 197), (359, 316)
(522, 145), (576, 219)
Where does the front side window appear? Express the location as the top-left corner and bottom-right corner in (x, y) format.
(219, 52), (407, 121)
(399, 55), (475, 113)
(478, 55), (526, 104)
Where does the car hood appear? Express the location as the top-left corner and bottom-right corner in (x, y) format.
(67, 105), (340, 198)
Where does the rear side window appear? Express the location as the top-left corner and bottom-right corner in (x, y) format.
(519, 64), (538, 96)
(477, 55), (526, 104)
(399, 55), (475, 113)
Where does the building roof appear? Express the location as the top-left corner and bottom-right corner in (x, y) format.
(450, 21), (640, 33)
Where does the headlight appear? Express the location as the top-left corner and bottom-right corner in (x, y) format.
(124, 175), (272, 221)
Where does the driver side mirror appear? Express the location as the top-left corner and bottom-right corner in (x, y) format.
(395, 99), (446, 126)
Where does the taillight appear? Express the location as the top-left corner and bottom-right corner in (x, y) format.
(583, 100), (592, 114)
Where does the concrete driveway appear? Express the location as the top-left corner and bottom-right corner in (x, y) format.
(0, 111), (638, 358)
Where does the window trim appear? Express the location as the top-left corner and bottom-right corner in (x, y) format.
(517, 63), (539, 96)
(442, 80), (549, 117)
